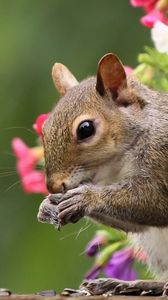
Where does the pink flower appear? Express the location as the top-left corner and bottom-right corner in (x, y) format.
(33, 113), (50, 136)
(130, 0), (147, 5)
(124, 66), (133, 76)
(140, 9), (168, 28)
(22, 171), (48, 194)
(133, 249), (148, 263)
(130, 0), (157, 12)
(12, 138), (47, 195)
(130, 0), (168, 27)
(12, 138), (37, 177)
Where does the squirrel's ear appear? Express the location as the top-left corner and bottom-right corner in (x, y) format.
(96, 53), (127, 97)
(52, 63), (78, 96)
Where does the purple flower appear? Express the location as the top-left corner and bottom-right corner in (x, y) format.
(85, 231), (110, 257)
(85, 265), (101, 280)
(104, 248), (137, 281)
(86, 236), (105, 257)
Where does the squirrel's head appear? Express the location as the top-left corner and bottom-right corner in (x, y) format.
(43, 53), (144, 193)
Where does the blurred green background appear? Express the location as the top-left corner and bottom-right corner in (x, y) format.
(0, 0), (150, 294)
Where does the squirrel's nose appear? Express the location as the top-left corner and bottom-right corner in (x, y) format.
(47, 180), (66, 194)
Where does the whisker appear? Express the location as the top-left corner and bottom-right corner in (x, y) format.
(0, 173), (17, 178)
(1, 152), (15, 158)
(0, 171), (17, 175)
(75, 222), (91, 240)
(59, 221), (91, 241)
(4, 180), (21, 193)
(59, 231), (80, 241)
(2, 126), (35, 136)
(0, 167), (16, 171)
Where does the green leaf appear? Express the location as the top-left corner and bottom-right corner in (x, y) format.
(95, 224), (127, 242)
(96, 241), (127, 267)
(134, 47), (168, 92)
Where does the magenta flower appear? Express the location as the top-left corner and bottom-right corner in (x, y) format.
(124, 66), (133, 76)
(85, 265), (101, 280)
(85, 231), (110, 257)
(85, 231), (138, 281)
(130, 0), (168, 27)
(12, 138), (37, 177)
(85, 246), (138, 281)
(12, 138), (47, 195)
(140, 9), (167, 28)
(22, 171), (47, 194)
(104, 248), (137, 281)
(130, 0), (157, 12)
(33, 113), (50, 136)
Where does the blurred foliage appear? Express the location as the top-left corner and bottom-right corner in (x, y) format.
(135, 46), (168, 91)
(0, 0), (149, 294)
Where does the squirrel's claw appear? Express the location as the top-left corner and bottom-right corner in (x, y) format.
(163, 282), (168, 296)
(58, 200), (85, 225)
(81, 278), (120, 295)
(57, 189), (86, 225)
(37, 197), (61, 228)
(37, 185), (90, 228)
(47, 193), (63, 204)
(58, 204), (84, 225)
(56, 185), (90, 225)
(81, 278), (166, 296)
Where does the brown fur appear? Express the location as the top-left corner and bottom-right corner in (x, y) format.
(39, 53), (168, 283)
(43, 59), (168, 227)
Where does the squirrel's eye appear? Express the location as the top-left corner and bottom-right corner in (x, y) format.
(77, 120), (95, 140)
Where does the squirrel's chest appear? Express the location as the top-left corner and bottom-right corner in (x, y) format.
(130, 227), (168, 280)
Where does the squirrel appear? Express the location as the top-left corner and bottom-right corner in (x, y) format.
(37, 53), (168, 296)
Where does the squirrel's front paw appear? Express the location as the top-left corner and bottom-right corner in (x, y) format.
(37, 195), (62, 229)
(37, 185), (92, 228)
(57, 185), (90, 225)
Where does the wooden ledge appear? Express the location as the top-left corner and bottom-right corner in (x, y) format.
(0, 295), (165, 300)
